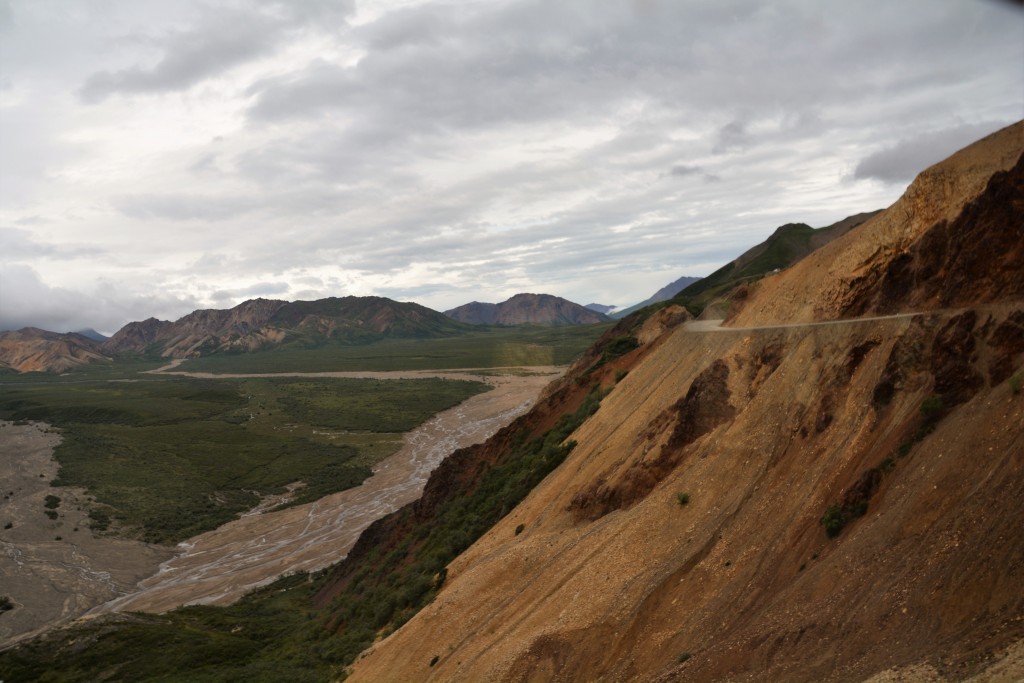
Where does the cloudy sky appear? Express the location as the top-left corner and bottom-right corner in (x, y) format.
(0, 0), (1021, 334)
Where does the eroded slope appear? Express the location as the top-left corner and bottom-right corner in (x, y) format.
(347, 124), (1024, 682)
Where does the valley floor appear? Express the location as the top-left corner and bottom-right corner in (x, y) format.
(0, 366), (559, 645)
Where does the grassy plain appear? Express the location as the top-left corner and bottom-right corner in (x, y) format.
(0, 376), (488, 544)
(174, 323), (611, 373)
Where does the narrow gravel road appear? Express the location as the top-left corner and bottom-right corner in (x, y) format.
(684, 312), (922, 333)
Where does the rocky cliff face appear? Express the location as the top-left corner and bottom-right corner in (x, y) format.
(345, 124), (1024, 682)
(0, 328), (110, 373)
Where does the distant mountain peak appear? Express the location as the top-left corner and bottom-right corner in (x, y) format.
(445, 293), (610, 326)
(74, 328), (109, 342)
(612, 275), (702, 319)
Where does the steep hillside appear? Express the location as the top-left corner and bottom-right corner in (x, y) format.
(613, 275), (702, 319)
(669, 211), (881, 318)
(0, 328), (110, 373)
(445, 293), (610, 326)
(730, 122), (1023, 326)
(102, 295), (471, 359)
(344, 126), (1024, 681)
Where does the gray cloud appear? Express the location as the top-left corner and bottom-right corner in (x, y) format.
(667, 164), (720, 182)
(114, 193), (262, 222)
(0, 1), (12, 32)
(80, 17), (276, 102)
(669, 165), (703, 177)
(78, 1), (355, 103)
(853, 121), (1013, 183)
(0, 227), (101, 260)
(712, 121), (752, 154)
(209, 281), (290, 303)
(0, 264), (201, 334)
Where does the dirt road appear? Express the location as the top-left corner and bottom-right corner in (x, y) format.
(684, 312), (922, 333)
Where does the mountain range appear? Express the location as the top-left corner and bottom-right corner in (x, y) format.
(103, 296), (472, 358)
(1, 293), (614, 373)
(0, 297), (473, 372)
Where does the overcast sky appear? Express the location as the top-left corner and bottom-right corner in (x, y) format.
(1, 0), (1021, 334)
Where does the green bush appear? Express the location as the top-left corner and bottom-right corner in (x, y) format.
(603, 336), (640, 362)
(0, 596), (13, 612)
(44, 495), (61, 510)
(820, 504), (845, 538)
(920, 394), (944, 421)
(678, 651), (692, 663)
(676, 492), (690, 506)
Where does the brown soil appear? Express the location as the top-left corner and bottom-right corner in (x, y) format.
(0, 422), (172, 647)
(346, 305), (1024, 683)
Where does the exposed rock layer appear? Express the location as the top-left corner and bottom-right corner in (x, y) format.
(0, 328), (110, 373)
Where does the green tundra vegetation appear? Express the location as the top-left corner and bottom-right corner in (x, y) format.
(0, 388), (608, 682)
(171, 323), (611, 374)
(0, 376), (489, 544)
